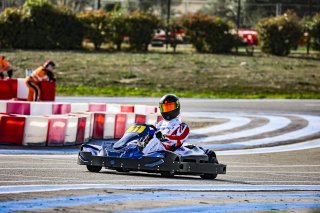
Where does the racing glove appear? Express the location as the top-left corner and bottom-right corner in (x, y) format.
(155, 130), (165, 141)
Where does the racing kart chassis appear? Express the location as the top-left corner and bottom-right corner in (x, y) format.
(78, 150), (227, 178)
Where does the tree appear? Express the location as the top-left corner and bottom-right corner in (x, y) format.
(199, 0), (238, 23)
(78, 10), (109, 50)
(109, 9), (128, 51)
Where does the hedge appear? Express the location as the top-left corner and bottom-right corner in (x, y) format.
(77, 10), (109, 50)
(309, 13), (320, 51)
(0, 2), (83, 49)
(256, 12), (302, 56)
(180, 13), (237, 53)
(127, 11), (161, 52)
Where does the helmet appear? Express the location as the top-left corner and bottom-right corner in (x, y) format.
(43, 60), (55, 68)
(159, 94), (180, 121)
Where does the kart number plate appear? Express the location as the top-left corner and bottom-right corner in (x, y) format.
(126, 125), (146, 134)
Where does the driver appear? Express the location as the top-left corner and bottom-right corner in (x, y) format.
(142, 94), (190, 154)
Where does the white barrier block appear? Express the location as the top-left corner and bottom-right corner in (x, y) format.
(0, 100), (7, 113)
(71, 103), (89, 113)
(126, 114), (136, 130)
(106, 104), (121, 113)
(17, 78), (28, 99)
(103, 113), (116, 139)
(70, 112), (91, 142)
(146, 114), (158, 125)
(23, 116), (49, 146)
(134, 105), (147, 115)
(30, 102), (53, 115)
(65, 116), (78, 145)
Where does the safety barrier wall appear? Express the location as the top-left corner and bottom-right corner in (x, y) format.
(0, 100), (161, 147)
(0, 78), (55, 101)
(0, 101), (157, 116)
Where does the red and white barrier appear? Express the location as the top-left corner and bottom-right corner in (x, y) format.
(134, 105), (158, 115)
(0, 78), (55, 101)
(0, 79), (17, 100)
(88, 103), (107, 112)
(0, 101), (7, 113)
(52, 103), (71, 114)
(71, 103), (89, 113)
(65, 116), (78, 145)
(90, 112), (162, 139)
(0, 99), (161, 146)
(0, 114), (25, 145)
(23, 116), (49, 146)
(46, 117), (67, 146)
(17, 78), (28, 100)
(7, 101), (31, 115)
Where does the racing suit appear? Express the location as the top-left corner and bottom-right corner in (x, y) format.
(142, 117), (190, 154)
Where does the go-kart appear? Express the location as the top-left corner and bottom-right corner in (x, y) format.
(78, 124), (226, 179)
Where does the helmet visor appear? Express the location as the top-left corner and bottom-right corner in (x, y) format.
(159, 102), (178, 113)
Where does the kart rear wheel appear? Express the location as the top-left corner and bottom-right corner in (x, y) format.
(200, 173), (218, 179)
(200, 150), (219, 179)
(87, 165), (102, 173)
(161, 171), (175, 178)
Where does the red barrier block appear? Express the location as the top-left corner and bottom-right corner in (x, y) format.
(40, 81), (56, 101)
(0, 114), (25, 145)
(6, 101), (31, 115)
(92, 113), (105, 139)
(135, 114), (146, 124)
(89, 103), (107, 112)
(0, 79), (17, 100)
(121, 105), (134, 113)
(114, 114), (127, 138)
(52, 103), (71, 114)
(75, 117), (87, 145)
(46, 118), (67, 146)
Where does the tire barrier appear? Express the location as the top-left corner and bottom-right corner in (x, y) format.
(0, 100), (161, 147)
(0, 78), (56, 101)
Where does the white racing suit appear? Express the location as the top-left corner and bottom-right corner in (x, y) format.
(142, 117), (190, 154)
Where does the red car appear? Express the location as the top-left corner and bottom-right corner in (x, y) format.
(238, 29), (258, 46)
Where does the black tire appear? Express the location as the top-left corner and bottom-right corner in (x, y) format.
(200, 150), (218, 179)
(200, 173), (218, 179)
(161, 171), (175, 178)
(86, 165), (102, 173)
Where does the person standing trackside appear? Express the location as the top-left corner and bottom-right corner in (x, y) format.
(0, 55), (13, 79)
(26, 60), (56, 102)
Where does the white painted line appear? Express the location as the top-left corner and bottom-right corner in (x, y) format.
(227, 171), (320, 174)
(0, 174), (79, 180)
(228, 165), (320, 167)
(205, 115), (320, 149)
(216, 139), (320, 155)
(184, 112), (251, 135)
(1, 184), (320, 194)
(0, 168), (81, 170)
(191, 115), (291, 143)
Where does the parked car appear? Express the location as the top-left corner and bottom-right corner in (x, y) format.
(151, 29), (185, 47)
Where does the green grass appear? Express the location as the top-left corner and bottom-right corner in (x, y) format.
(2, 49), (320, 99)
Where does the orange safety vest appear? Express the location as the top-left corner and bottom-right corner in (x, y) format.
(0, 56), (11, 72)
(29, 66), (53, 83)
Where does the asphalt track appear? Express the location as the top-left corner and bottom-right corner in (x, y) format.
(0, 98), (319, 213)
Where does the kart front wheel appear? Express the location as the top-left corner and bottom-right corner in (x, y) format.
(87, 165), (102, 173)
